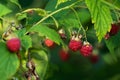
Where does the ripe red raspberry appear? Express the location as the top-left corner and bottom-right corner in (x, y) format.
(59, 49), (69, 61)
(80, 42), (93, 56)
(69, 36), (82, 51)
(6, 38), (21, 52)
(90, 54), (99, 64)
(44, 38), (54, 48)
(109, 24), (119, 36)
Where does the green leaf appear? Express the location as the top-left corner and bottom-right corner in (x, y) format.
(0, 4), (12, 17)
(85, 0), (113, 41)
(21, 35), (32, 50)
(16, 13), (27, 21)
(105, 35), (119, 52)
(16, 29), (26, 38)
(16, 29), (32, 50)
(28, 24), (62, 45)
(10, 0), (22, 9)
(0, 19), (3, 33)
(31, 50), (48, 79)
(0, 42), (19, 80)
(59, 18), (80, 28)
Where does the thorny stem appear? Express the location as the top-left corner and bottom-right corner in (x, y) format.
(34, 1), (81, 26)
(70, 7), (87, 41)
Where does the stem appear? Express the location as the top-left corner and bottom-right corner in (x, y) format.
(71, 7), (87, 41)
(34, 1), (80, 26)
(50, 16), (59, 28)
(74, 5), (87, 9)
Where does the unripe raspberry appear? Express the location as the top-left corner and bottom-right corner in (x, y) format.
(80, 42), (93, 56)
(44, 38), (54, 48)
(69, 35), (82, 51)
(59, 49), (69, 61)
(6, 38), (21, 52)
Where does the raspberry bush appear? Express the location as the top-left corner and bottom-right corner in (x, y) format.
(0, 0), (120, 80)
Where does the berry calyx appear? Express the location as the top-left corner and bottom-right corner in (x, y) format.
(59, 49), (69, 61)
(44, 38), (54, 48)
(69, 35), (82, 51)
(58, 29), (67, 39)
(6, 38), (21, 52)
(80, 41), (93, 56)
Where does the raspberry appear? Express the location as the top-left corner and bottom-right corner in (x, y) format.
(90, 54), (99, 64)
(80, 42), (93, 56)
(69, 36), (82, 51)
(6, 38), (21, 52)
(109, 24), (119, 36)
(44, 38), (54, 48)
(59, 49), (69, 61)
(104, 23), (120, 39)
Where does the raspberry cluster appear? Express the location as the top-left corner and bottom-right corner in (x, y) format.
(68, 34), (93, 57)
(44, 29), (93, 62)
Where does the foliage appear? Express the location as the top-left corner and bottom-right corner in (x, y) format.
(85, 0), (113, 41)
(0, 0), (120, 80)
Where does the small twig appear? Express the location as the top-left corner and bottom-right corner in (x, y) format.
(70, 7), (87, 41)
(34, 1), (81, 26)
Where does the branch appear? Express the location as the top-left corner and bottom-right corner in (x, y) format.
(34, 1), (81, 26)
